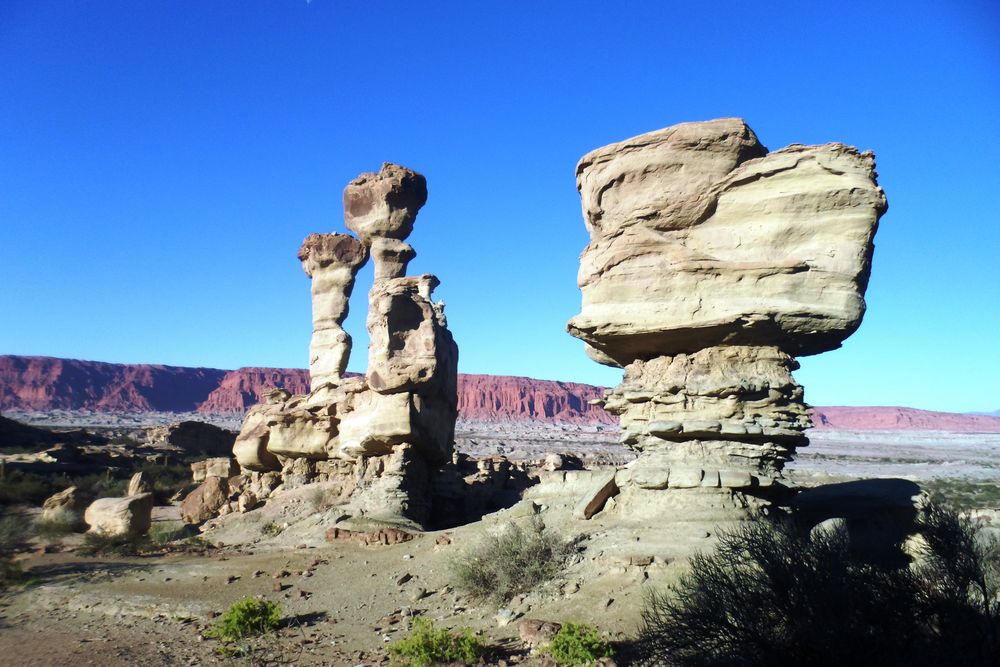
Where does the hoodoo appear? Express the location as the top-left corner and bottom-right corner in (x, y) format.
(568, 118), (887, 522)
(232, 163), (458, 527)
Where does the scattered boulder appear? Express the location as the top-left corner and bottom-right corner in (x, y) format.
(191, 457), (239, 482)
(180, 477), (230, 524)
(575, 470), (620, 519)
(84, 493), (153, 536)
(41, 486), (86, 522)
(518, 618), (562, 648)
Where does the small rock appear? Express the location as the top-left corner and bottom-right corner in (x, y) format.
(517, 618), (562, 648)
(495, 608), (519, 627)
(395, 573), (412, 586)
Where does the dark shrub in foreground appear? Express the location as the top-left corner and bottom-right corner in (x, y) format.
(637, 503), (1000, 667)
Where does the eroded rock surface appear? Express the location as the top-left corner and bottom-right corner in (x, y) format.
(230, 163), (457, 527)
(569, 118), (886, 511)
(298, 233), (368, 389)
(84, 494), (153, 536)
(569, 118), (887, 365)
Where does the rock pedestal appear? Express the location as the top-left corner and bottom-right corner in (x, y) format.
(232, 163), (457, 528)
(568, 118), (887, 526)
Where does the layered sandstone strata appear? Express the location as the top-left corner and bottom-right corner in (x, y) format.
(569, 118), (887, 499)
(232, 163), (457, 527)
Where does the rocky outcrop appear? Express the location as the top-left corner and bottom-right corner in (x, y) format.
(231, 163), (458, 527)
(569, 118), (887, 366)
(84, 493), (154, 536)
(145, 421), (236, 457)
(569, 118), (887, 509)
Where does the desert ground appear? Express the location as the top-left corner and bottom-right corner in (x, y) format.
(2, 412), (999, 666)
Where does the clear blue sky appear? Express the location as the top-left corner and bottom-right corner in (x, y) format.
(1, 1), (998, 412)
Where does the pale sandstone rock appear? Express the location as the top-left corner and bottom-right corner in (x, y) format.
(370, 237), (415, 280)
(569, 118), (886, 510)
(298, 233), (368, 389)
(568, 118), (887, 365)
(223, 162), (456, 528)
(191, 457), (240, 482)
(233, 403), (282, 472)
(127, 471), (151, 496)
(84, 494), (153, 536)
(41, 486), (85, 522)
(366, 275), (458, 397)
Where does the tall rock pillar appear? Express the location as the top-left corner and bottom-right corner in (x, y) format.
(298, 233), (368, 390)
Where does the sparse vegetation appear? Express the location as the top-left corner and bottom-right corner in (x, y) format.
(387, 617), (484, 667)
(921, 477), (1000, 510)
(543, 622), (613, 666)
(261, 520), (284, 537)
(636, 502), (1000, 666)
(450, 518), (572, 606)
(204, 597), (282, 643)
(0, 508), (32, 587)
(34, 508), (85, 537)
(77, 530), (152, 557)
(0, 461), (192, 508)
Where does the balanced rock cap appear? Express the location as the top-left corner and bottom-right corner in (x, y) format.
(344, 162), (428, 241)
(568, 118), (887, 365)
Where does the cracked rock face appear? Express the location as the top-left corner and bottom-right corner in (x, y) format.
(569, 118), (886, 493)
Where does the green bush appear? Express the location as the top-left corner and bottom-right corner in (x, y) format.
(261, 521), (283, 536)
(544, 623), (613, 666)
(387, 617), (484, 667)
(450, 518), (571, 605)
(636, 502), (1000, 667)
(205, 597), (282, 643)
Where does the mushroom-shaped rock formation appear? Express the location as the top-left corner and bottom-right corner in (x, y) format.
(568, 118), (886, 516)
(231, 163), (456, 529)
(298, 233), (369, 390)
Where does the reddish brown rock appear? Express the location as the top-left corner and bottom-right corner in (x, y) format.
(0, 355), (225, 411)
(455, 374), (616, 424)
(198, 367), (310, 413)
(180, 477), (229, 524)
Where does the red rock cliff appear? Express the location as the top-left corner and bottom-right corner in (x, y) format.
(810, 406), (1000, 433)
(198, 368), (311, 413)
(0, 356), (226, 412)
(455, 374), (615, 424)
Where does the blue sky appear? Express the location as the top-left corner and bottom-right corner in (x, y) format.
(1, 1), (998, 412)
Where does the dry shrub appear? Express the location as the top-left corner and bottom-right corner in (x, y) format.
(450, 518), (572, 606)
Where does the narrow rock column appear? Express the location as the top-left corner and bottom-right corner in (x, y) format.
(298, 233), (368, 390)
